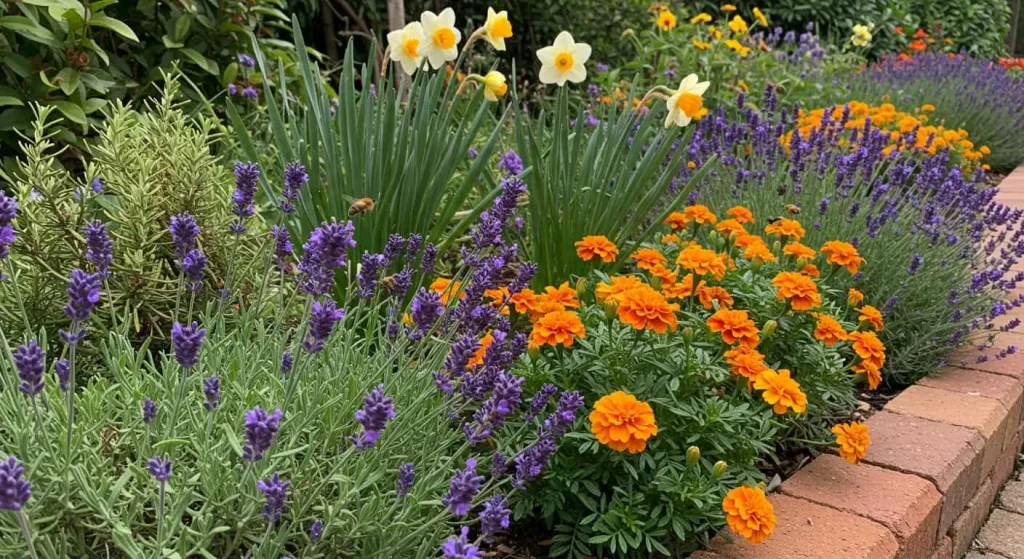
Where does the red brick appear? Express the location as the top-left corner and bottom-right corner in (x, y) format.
(919, 367), (1024, 429)
(949, 478), (998, 558)
(885, 385), (1010, 478)
(705, 494), (898, 559)
(688, 553), (724, 559)
(952, 344), (1024, 383)
(780, 454), (941, 558)
(994, 430), (1021, 488)
(927, 536), (952, 559)
(863, 412), (984, 534)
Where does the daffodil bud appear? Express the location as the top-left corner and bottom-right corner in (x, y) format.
(762, 319), (778, 337)
(682, 326), (694, 343)
(687, 446), (701, 466)
(712, 460), (728, 479)
(576, 277), (588, 297)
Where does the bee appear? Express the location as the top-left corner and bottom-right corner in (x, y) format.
(100, 425), (119, 457)
(784, 204), (802, 215)
(776, 184), (788, 196)
(348, 197), (376, 217)
(377, 275), (398, 295)
(767, 216), (783, 225)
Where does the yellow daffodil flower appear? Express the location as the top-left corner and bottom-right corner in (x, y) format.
(483, 7), (513, 50)
(420, 8), (462, 69)
(665, 73), (710, 128)
(482, 70), (508, 101)
(537, 31), (591, 86)
(387, 22), (425, 75)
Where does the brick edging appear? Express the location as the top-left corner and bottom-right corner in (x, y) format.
(692, 165), (1024, 559)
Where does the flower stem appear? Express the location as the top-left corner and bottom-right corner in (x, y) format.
(166, 365), (191, 440)
(64, 321), (79, 454)
(16, 509), (39, 559)
(6, 259), (33, 334)
(155, 480), (166, 550)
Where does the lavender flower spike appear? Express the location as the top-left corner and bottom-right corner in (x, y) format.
(171, 321), (206, 369)
(0, 190), (18, 265)
(442, 457), (484, 517)
(350, 384), (395, 449)
(309, 518), (324, 543)
(303, 297), (345, 353)
(0, 457), (32, 511)
(54, 359), (69, 391)
(13, 340), (44, 397)
(479, 494), (511, 536)
(169, 212), (199, 260)
(143, 398), (158, 425)
(280, 161), (309, 213)
(441, 526), (482, 559)
(182, 249), (206, 291)
(243, 407), (284, 461)
(62, 268), (101, 323)
(396, 462), (415, 497)
(147, 456), (172, 482)
(82, 220), (113, 278)
(257, 472), (289, 523)
(297, 219), (357, 296)
(231, 161), (261, 233)
(203, 376), (220, 410)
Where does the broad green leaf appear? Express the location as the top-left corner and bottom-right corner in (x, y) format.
(180, 48), (218, 75)
(172, 14), (191, 41)
(56, 67), (80, 96)
(222, 61), (239, 86)
(48, 100), (87, 125)
(82, 97), (107, 114)
(1, 53), (33, 77)
(89, 14), (138, 41)
(89, 0), (118, 10)
(161, 35), (184, 49)
(0, 97), (23, 107)
(0, 16), (60, 45)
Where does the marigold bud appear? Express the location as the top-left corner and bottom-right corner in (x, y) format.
(762, 319), (778, 337)
(603, 300), (618, 319)
(622, 28), (635, 38)
(712, 460), (728, 479)
(682, 326), (694, 343)
(576, 277), (588, 297)
(687, 446), (701, 465)
(528, 345), (540, 360)
(772, 240), (781, 253)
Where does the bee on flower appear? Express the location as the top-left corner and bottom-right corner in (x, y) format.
(537, 32), (591, 86)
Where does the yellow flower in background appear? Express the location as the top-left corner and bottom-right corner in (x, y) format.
(709, 26), (723, 39)
(420, 8), (462, 69)
(387, 22), (426, 75)
(721, 4), (737, 12)
(691, 12), (712, 24)
(725, 39), (751, 56)
(482, 70), (508, 101)
(482, 7), (514, 51)
(537, 31), (591, 86)
(728, 15), (748, 35)
(851, 24), (872, 47)
(656, 9), (678, 30)
(692, 39), (712, 50)
(753, 7), (768, 26)
(664, 73), (711, 128)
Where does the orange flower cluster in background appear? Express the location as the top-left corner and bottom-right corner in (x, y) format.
(782, 101), (990, 170)
(998, 57), (1024, 70)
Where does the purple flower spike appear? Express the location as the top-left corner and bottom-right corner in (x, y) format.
(479, 494), (511, 536)
(62, 268), (101, 323)
(171, 321), (206, 369)
(203, 376), (220, 410)
(297, 219), (357, 297)
(182, 249), (206, 290)
(238, 53), (256, 68)
(83, 220), (113, 278)
(241, 86), (259, 99)
(280, 161), (308, 213)
(13, 340), (44, 397)
(280, 349), (293, 375)
(497, 150), (524, 176)
(271, 226), (293, 272)
(256, 472), (289, 523)
(90, 176), (103, 193)
(146, 456), (172, 482)
(0, 457), (32, 511)
(350, 384), (395, 449)
(442, 457), (483, 517)
(440, 526), (481, 559)
(0, 190), (18, 263)
(231, 161), (261, 233)
(396, 462), (415, 497)
(243, 407), (283, 461)
(303, 297), (345, 353)
(143, 398), (158, 425)
(309, 518), (324, 543)
(169, 212), (199, 260)
(54, 359), (69, 391)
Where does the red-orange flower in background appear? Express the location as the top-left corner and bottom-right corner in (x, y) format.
(723, 486), (776, 544)
(662, 273), (695, 299)
(538, 282), (580, 308)
(631, 248), (668, 272)
(782, 241), (816, 260)
(664, 212), (689, 231)
(575, 235), (619, 263)
(590, 391), (658, 453)
(724, 346), (767, 380)
(858, 305), (884, 331)
(726, 205), (755, 224)
(813, 314), (848, 346)
(753, 368), (807, 414)
(529, 310), (585, 348)
(832, 422), (870, 464)
(707, 308), (760, 348)
(683, 204), (718, 225)
(697, 283), (734, 309)
(467, 331), (495, 369)
(676, 244), (726, 279)
(596, 275), (646, 305)
(821, 240), (865, 274)
(772, 271), (822, 310)
(661, 233), (681, 244)
(617, 285), (680, 334)
(430, 277), (464, 305)
(764, 218), (805, 240)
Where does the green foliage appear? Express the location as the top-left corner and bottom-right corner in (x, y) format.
(908, 0), (1011, 56)
(0, 0), (299, 174)
(0, 77), (257, 350)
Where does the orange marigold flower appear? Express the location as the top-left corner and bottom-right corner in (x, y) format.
(813, 314), (848, 346)
(782, 241), (816, 260)
(697, 283), (734, 309)
(849, 330), (886, 370)
(707, 308), (760, 348)
(727, 205), (755, 224)
(617, 285), (680, 334)
(771, 271), (822, 311)
(649, 264), (677, 285)
(529, 300), (567, 321)
(661, 233), (681, 244)
(467, 331), (495, 369)
(715, 218), (747, 238)
(430, 277), (465, 305)
(753, 368), (807, 414)
(529, 310), (585, 348)
(743, 241), (777, 263)
(852, 360), (882, 390)
(596, 275), (646, 305)
(832, 422), (870, 464)
(676, 244), (726, 279)
(484, 287), (511, 315)
(510, 289), (538, 314)
(665, 212), (689, 231)
(764, 218), (805, 240)
(683, 204), (718, 225)
(820, 241), (865, 274)
(589, 391), (658, 453)
(724, 346), (767, 380)
(858, 305), (884, 331)
(723, 486), (776, 544)
(848, 288), (865, 307)
(734, 233), (764, 249)
(630, 248), (668, 272)
(662, 273), (695, 299)
(575, 235), (619, 263)
(538, 282), (580, 308)
(801, 263), (821, 277)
